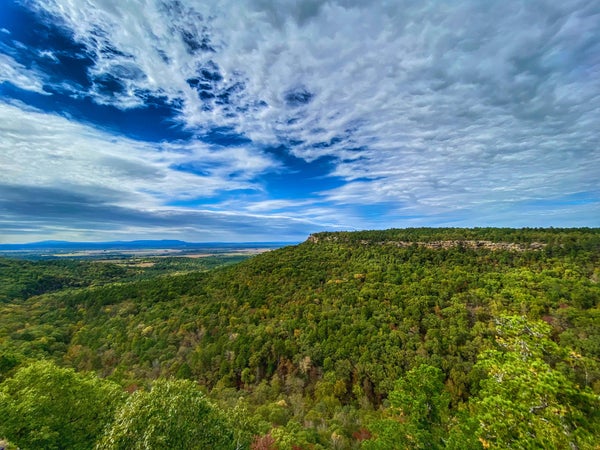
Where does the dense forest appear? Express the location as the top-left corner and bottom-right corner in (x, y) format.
(0, 228), (599, 449)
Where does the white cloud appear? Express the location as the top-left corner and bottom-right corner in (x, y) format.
(0, 53), (48, 94)
(0, 100), (337, 242)
(0, 100), (274, 206)
(4, 0), (599, 238)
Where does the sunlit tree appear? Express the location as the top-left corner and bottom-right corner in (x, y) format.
(97, 378), (236, 449)
(0, 360), (124, 450)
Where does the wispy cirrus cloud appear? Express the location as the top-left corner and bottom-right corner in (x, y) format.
(0, 53), (48, 94)
(0, 100), (333, 241)
(0, 101), (276, 203)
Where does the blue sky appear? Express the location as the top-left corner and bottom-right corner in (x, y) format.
(1, 0), (598, 243)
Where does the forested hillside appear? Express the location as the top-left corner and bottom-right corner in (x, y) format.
(0, 255), (248, 302)
(1, 228), (599, 449)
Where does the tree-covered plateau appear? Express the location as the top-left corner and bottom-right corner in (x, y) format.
(0, 228), (598, 449)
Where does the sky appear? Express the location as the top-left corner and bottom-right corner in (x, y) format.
(1, 0), (599, 243)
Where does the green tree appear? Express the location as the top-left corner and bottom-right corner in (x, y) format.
(98, 378), (237, 449)
(0, 360), (124, 450)
(449, 316), (600, 449)
(363, 364), (450, 449)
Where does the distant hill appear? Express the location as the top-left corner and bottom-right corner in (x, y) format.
(0, 239), (294, 251)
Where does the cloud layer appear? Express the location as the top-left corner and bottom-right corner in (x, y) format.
(1, 0), (599, 242)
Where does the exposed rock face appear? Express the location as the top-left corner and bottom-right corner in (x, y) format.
(306, 234), (546, 252)
(385, 240), (546, 251)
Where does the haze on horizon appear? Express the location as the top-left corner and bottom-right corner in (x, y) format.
(1, 0), (598, 244)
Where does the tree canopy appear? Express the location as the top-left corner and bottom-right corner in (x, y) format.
(97, 378), (236, 450)
(0, 228), (598, 448)
(0, 360), (124, 450)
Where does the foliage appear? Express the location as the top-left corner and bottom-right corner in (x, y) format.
(0, 360), (125, 450)
(0, 255), (248, 302)
(0, 228), (598, 447)
(0, 439), (18, 450)
(453, 316), (600, 449)
(363, 364), (450, 449)
(97, 378), (236, 449)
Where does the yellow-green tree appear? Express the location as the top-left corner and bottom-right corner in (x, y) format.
(0, 360), (124, 450)
(97, 378), (237, 449)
